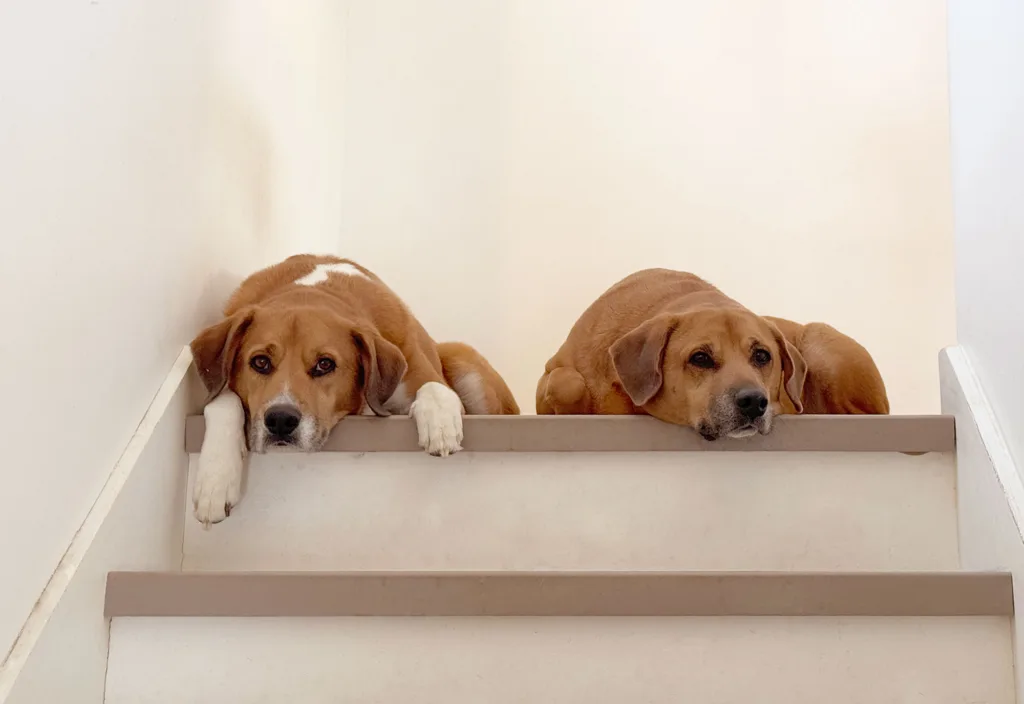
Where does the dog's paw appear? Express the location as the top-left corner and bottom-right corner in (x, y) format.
(410, 381), (464, 457)
(193, 454), (242, 527)
(193, 390), (247, 527)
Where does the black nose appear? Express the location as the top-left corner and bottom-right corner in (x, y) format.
(734, 388), (768, 420)
(264, 405), (301, 437)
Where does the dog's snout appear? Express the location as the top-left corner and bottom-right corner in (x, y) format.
(265, 405), (301, 437)
(734, 388), (768, 420)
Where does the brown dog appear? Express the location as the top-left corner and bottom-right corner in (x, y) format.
(536, 269), (888, 439)
(190, 254), (518, 525)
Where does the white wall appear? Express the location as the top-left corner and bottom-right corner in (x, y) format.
(947, 1), (1024, 474)
(0, 0), (958, 666)
(1, 351), (194, 704)
(0, 0), (347, 661)
(339, 0), (955, 414)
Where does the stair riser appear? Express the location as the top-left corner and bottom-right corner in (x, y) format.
(105, 616), (1013, 703)
(184, 451), (957, 571)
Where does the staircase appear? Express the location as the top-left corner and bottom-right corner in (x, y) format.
(101, 413), (1016, 703)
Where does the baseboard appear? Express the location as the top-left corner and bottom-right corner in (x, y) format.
(0, 347), (197, 704)
(940, 346), (1024, 699)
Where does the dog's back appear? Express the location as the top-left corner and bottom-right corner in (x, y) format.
(765, 317), (889, 414)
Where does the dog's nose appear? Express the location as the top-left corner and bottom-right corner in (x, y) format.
(734, 388), (768, 420)
(264, 405), (301, 437)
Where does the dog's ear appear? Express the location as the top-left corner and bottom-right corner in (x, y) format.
(766, 321), (807, 414)
(609, 315), (677, 407)
(353, 329), (408, 416)
(190, 307), (256, 399)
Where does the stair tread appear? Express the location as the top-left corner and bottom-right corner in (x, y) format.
(105, 570), (1011, 618)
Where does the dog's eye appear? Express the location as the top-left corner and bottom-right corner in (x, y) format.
(752, 349), (772, 367)
(249, 355), (272, 375)
(688, 351), (715, 369)
(311, 357), (336, 378)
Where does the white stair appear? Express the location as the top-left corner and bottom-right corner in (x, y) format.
(181, 415), (957, 572)
(100, 414), (1019, 703)
(106, 614), (1013, 703)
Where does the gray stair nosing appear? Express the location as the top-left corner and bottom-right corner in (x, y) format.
(184, 414), (955, 454)
(105, 571), (1009, 618)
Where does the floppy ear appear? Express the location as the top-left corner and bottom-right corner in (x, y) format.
(190, 308), (256, 399)
(766, 321), (807, 414)
(353, 329), (408, 416)
(609, 315), (677, 407)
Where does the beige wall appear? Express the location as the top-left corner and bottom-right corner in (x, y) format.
(0, 0), (955, 665)
(341, 0), (955, 414)
(0, 0), (346, 660)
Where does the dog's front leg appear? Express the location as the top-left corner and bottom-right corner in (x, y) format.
(406, 364), (464, 457)
(193, 389), (247, 526)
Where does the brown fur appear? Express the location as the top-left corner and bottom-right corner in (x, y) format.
(191, 255), (518, 450)
(537, 268), (887, 437)
(764, 317), (889, 414)
(438, 342), (521, 415)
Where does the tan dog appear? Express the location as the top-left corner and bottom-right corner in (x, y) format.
(537, 269), (888, 439)
(190, 254), (518, 525)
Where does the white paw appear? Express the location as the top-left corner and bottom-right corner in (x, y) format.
(410, 381), (464, 457)
(193, 390), (247, 526)
(193, 452), (243, 526)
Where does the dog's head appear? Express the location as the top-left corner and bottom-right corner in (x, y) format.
(190, 305), (406, 452)
(610, 308), (806, 440)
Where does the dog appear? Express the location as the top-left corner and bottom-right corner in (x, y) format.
(536, 268), (888, 439)
(190, 254), (519, 525)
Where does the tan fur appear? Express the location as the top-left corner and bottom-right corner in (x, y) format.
(538, 268), (887, 437)
(764, 316), (889, 415)
(191, 255), (518, 450)
(437, 342), (521, 415)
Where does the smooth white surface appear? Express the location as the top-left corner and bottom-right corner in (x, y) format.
(0, 0), (345, 659)
(948, 1), (1024, 474)
(104, 616), (1014, 703)
(0, 349), (191, 704)
(941, 347), (1024, 697)
(183, 451), (957, 572)
(339, 0), (954, 414)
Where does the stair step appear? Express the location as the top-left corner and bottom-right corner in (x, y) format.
(109, 413), (989, 703)
(183, 447), (958, 572)
(105, 571), (1012, 617)
(103, 572), (1013, 704)
(186, 414), (955, 453)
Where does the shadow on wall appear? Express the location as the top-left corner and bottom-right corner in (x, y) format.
(193, 79), (274, 310)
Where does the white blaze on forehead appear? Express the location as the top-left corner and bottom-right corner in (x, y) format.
(294, 262), (368, 286)
(266, 388), (298, 407)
